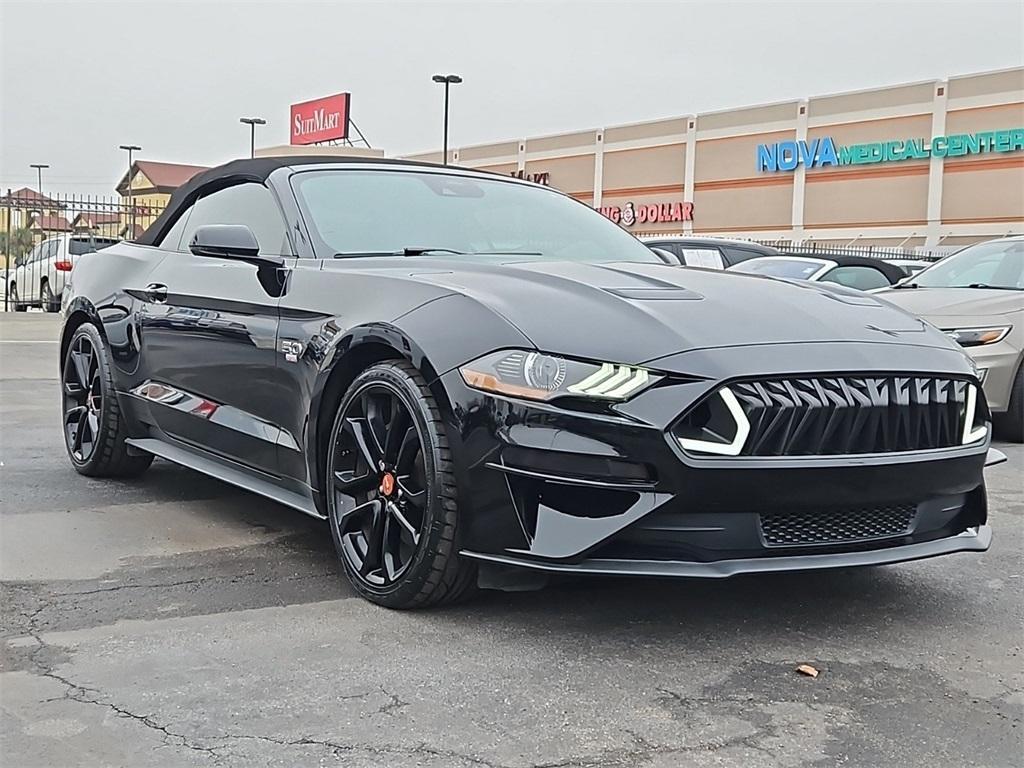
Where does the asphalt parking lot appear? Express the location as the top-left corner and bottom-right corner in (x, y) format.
(0, 312), (1021, 768)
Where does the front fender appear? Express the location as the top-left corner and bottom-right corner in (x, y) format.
(303, 294), (532, 500)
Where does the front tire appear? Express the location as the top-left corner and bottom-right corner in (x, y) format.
(62, 323), (153, 477)
(326, 360), (475, 608)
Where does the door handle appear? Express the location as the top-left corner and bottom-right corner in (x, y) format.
(145, 283), (168, 303)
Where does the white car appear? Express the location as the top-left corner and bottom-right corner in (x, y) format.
(8, 234), (118, 312)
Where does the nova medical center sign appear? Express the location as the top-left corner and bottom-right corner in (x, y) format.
(757, 128), (1024, 172)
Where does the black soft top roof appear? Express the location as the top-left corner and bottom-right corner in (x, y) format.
(777, 252), (907, 282)
(136, 155), (452, 246)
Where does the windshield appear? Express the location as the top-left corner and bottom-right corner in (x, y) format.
(913, 240), (1024, 289)
(69, 237), (118, 256)
(291, 170), (659, 263)
(731, 258), (828, 280)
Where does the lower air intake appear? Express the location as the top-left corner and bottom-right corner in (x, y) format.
(759, 504), (917, 547)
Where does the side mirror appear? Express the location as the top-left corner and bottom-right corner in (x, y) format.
(189, 224), (261, 261)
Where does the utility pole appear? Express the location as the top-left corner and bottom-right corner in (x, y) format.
(431, 74), (463, 165)
(119, 144), (141, 239)
(239, 117), (267, 158)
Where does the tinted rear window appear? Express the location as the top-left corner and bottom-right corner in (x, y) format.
(69, 238), (118, 255)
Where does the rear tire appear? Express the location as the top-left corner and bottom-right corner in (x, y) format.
(10, 284), (26, 312)
(41, 281), (58, 313)
(62, 323), (153, 477)
(995, 365), (1024, 443)
(326, 360), (476, 609)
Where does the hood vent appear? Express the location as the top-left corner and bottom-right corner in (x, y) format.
(603, 287), (703, 301)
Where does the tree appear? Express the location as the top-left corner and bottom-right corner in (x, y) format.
(0, 227), (34, 267)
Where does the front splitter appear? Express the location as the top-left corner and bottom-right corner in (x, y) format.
(461, 525), (992, 579)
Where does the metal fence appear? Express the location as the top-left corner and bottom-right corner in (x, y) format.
(755, 240), (946, 263)
(1, 190), (166, 312)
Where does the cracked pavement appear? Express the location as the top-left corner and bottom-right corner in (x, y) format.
(1, 314), (1022, 767)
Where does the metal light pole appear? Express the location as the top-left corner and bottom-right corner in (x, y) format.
(239, 117), (267, 158)
(119, 144), (141, 239)
(432, 74), (462, 165)
(29, 164), (49, 198)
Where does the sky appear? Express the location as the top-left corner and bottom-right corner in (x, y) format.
(1, 0), (1022, 194)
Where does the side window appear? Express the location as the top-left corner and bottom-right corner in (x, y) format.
(820, 266), (891, 290)
(157, 205), (195, 252)
(178, 184), (292, 256)
(681, 248), (725, 270)
(723, 247), (756, 266)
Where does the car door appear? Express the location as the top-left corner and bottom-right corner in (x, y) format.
(134, 182), (295, 475)
(12, 243), (39, 302)
(19, 240), (51, 303)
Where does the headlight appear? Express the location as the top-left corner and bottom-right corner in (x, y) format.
(943, 326), (1011, 347)
(459, 350), (658, 402)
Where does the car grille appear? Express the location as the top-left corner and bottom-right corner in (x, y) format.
(674, 375), (982, 457)
(759, 504), (917, 547)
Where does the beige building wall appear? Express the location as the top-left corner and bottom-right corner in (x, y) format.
(525, 155), (594, 198)
(602, 144), (685, 191)
(402, 66), (1024, 248)
(693, 181), (793, 233)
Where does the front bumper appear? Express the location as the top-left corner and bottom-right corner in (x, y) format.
(436, 346), (991, 577)
(965, 339), (1022, 413)
(463, 526), (992, 578)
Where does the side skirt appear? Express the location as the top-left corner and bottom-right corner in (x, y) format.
(125, 437), (324, 520)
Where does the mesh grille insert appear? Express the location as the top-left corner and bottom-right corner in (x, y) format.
(759, 504), (917, 547)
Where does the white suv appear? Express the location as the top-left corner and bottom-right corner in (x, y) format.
(8, 234), (118, 312)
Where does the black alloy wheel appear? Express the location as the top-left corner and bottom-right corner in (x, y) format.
(61, 324), (153, 477)
(326, 360), (475, 608)
(63, 333), (102, 462)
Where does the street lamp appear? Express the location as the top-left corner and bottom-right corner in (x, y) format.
(29, 163), (49, 197)
(239, 117), (267, 159)
(431, 74), (462, 165)
(119, 144), (141, 239)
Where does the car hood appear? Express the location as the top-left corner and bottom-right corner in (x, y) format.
(379, 258), (960, 365)
(875, 287), (1024, 319)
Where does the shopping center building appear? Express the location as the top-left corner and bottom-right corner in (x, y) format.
(406, 67), (1024, 249)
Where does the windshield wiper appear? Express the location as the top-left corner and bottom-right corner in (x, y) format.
(893, 282), (919, 289)
(964, 283), (1022, 290)
(400, 248), (546, 257)
(334, 248), (545, 259)
(333, 251), (401, 259)
(399, 247), (466, 256)
(469, 251), (543, 256)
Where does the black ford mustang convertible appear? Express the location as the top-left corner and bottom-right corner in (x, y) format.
(60, 157), (995, 608)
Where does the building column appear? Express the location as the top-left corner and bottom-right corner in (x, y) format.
(592, 130), (604, 210)
(925, 81), (948, 248)
(790, 101), (809, 242)
(683, 117), (697, 233)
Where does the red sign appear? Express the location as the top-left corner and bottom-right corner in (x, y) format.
(599, 200), (693, 227)
(290, 93), (350, 145)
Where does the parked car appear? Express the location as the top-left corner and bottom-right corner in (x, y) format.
(60, 157), (996, 609)
(891, 258), (941, 277)
(8, 234), (118, 312)
(642, 236), (779, 269)
(729, 254), (906, 290)
(878, 236), (1023, 441)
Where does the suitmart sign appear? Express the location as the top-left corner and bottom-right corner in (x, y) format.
(756, 128), (1024, 172)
